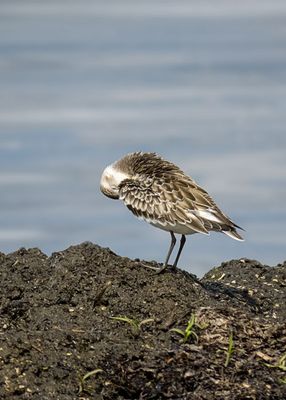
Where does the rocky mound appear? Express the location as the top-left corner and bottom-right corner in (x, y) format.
(0, 243), (285, 399)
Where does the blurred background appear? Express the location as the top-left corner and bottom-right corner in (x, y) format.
(1, 0), (286, 276)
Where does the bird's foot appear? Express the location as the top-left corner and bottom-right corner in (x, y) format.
(155, 263), (176, 274)
(134, 260), (176, 274)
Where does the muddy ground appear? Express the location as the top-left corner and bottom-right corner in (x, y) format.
(0, 242), (285, 399)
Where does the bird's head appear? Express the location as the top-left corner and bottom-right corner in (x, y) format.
(100, 163), (130, 199)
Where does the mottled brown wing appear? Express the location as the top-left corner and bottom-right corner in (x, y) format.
(118, 176), (210, 234)
(163, 173), (243, 236)
(117, 152), (243, 239)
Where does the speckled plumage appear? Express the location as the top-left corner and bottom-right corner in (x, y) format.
(100, 152), (243, 272)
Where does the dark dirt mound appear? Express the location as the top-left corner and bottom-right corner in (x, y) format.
(0, 242), (285, 399)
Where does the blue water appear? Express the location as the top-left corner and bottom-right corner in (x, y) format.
(1, 1), (286, 276)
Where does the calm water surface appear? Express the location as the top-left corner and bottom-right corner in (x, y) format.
(1, 1), (286, 275)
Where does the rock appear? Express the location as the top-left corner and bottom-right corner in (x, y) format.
(0, 243), (285, 399)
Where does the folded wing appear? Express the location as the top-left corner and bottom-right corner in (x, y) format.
(119, 172), (243, 240)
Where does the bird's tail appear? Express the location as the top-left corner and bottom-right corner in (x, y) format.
(223, 227), (244, 241)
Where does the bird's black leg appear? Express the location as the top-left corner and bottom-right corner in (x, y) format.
(172, 234), (186, 268)
(156, 232), (176, 274)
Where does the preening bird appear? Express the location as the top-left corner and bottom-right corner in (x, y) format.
(100, 152), (243, 273)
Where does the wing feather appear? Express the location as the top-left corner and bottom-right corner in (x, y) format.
(119, 172), (243, 238)
(113, 152), (243, 239)
(119, 177), (209, 234)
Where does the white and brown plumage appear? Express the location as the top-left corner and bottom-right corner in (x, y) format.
(100, 152), (243, 273)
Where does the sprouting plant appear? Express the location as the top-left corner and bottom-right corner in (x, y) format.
(78, 368), (103, 394)
(277, 354), (286, 371)
(110, 316), (154, 335)
(170, 314), (203, 343)
(264, 353), (286, 372)
(224, 332), (234, 367)
(263, 353), (286, 384)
